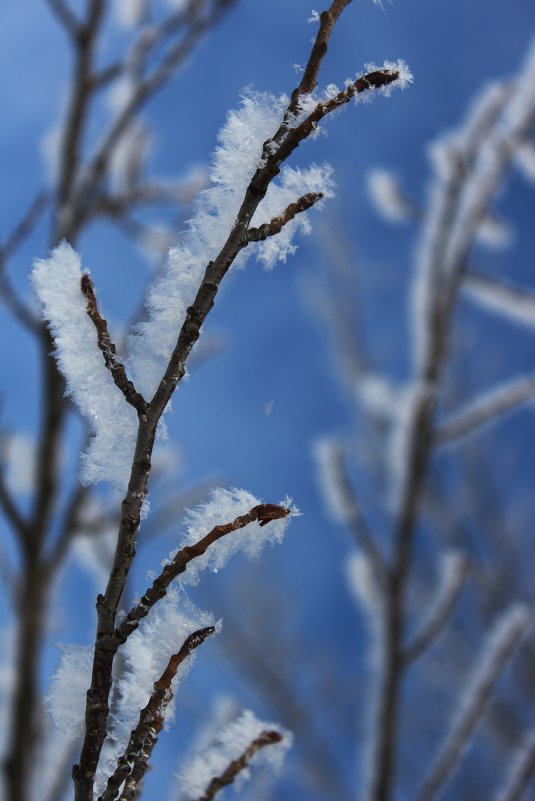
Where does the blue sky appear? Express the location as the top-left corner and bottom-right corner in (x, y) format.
(1, 1), (535, 800)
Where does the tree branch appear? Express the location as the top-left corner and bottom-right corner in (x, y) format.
(197, 730), (285, 801)
(247, 192), (323, 242)
(99, 627), (216, 801)
(414, 608), (530, 801)
(80, 274), (147, 414)
(43, 0), (80, 38)
(115, 504), (290, 644)
(435, 374), (535, 446)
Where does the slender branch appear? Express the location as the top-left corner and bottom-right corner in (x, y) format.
(494, 734), (535, 801)
(197, 730), (284, 801)
(402, 553), (470, 664)
(414, 608), (530, 801)
(99, 627), (216, 801)
(0, 467), (29, 542)
(80, 274), (147, 414)
(463, 270), (535, 329)
(247, 192), (323, 242)
(75, 15), (403, 798)
(435, 374), (535, 446)
(43, 0), (80, 38)
(115, 504), (290, 644)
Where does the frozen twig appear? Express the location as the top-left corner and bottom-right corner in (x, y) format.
(463, 270), (535, 330)
(99, 627), (216, 801)
(414, 606), (530, 801)
(247, 192), (323, 242)
(196, 730), (285, 801)
(115, 504), (290, 644)
(494, 732), (535, 801)
(80, 274), (147, 415)
(435, 374), (535, 446)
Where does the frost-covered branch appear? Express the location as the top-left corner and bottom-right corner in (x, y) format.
(80, 274), (147, 415)
(177, 710), (291, 801)
(494, 732), (535, 801)
(100, 627), (216, 801)
(313, 438), (387, 586)
(402, 552), (470, 663)
(115, 502), (290, 644)
(414, 606), (530, 801)
(435, 374), (535, 446)
(463, 270), (535, 330)
(247, 192), (324, 242)
(196, 731), (284, 801)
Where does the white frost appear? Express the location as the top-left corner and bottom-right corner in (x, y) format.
(177, 710), (292, 800)
(45, 644), (93, 736)
(367, 168), (414, 223)
(169, 487), (295, 586)
(31, 242), (138, 491)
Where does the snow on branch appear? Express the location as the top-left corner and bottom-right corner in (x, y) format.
(367, 168), (417, 223)
(463, 271), (535, 330)
(494, 732), (535, 801)
(99, 626), (216, 801)
(45, 644), (93, 737)
(31, 242), (138, 490)
(115, 491), (293, 644)
(177, 710), (292, 801)
(415, 605), (531, 801)
(435, 374), (535, 446)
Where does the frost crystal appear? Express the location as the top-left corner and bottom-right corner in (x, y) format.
(126, 90), (333, 397)
(31, 242), (138, 491)
(97, 589), (217, 794)
(177, 710), (292, 800)
(45, 645), (93, 736)
(169, 488), (294, 586)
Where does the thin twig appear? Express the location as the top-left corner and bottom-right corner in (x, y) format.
(197, 730), (284, 801)
(80, 274), (147, 414)
(414, 608), (530, 801)
(494, 733), (535, 801)
(99, 627), (216, 801)
(115, 504), (290, 644)
(247, 192), (323, 242)
(435, 374), (535, 446)
(43, 0), (80, 38)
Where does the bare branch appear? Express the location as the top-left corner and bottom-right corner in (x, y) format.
(247, 192), (323, 242)
(115, 504), (290, 644)
(43, 0), (80, 38)
(99, 627), (216, 801)
(80, 274), (148, 415)
(414, 607), (530, 801)
(435, 374), (535, 446)
(402, 553), (470, 664)
(0, 469), (29, 543)
(196, 730), (285, 801)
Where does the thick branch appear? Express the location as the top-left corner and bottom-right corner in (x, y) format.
(197, 731), (284, 801)
(247, 192), (323, 242)
(99, 627), (215, 801)
(115, 504), (290, 643)
(80, 274), (147, 414)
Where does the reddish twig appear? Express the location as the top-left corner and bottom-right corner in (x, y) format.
(99, 627), (216, 801)
(247, 192), (323, 242)
(115, 504), (290, 644)
(80, 274), (147, 415)
(197, 731), (284, 801)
